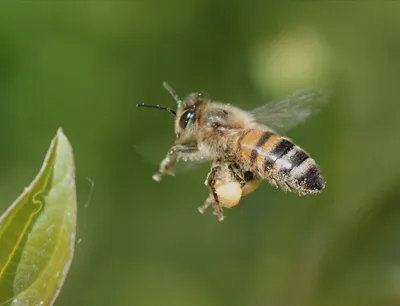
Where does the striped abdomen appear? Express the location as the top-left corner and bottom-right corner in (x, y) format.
(236, 129), (325, 195)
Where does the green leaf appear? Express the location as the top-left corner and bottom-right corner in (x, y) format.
(0, 128), (77, 306)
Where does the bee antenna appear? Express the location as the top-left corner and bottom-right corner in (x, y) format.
(136, 103), (176, 116)
(162, 82), (182, 106)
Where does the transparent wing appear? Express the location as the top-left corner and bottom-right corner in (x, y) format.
(249, 88), (330, 132)
(133, 138), (207, 175)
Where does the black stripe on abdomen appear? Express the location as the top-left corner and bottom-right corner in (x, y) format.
(298, 165), (325, 192)
(289, 150), (309, 170)
(250, 131), (273, 165)
(264, 138), (294, 169)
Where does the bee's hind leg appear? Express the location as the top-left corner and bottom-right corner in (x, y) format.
(211, 201), (225, 221)
(153, 144), (198, 182)
(198, 194), (225, 222)
(198, 194), (214, 214)
(198, 166), (225, 221)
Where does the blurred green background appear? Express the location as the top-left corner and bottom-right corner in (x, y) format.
(1, 1), (400, 306)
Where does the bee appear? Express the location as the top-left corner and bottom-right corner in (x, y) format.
(137, 82), (328, 221)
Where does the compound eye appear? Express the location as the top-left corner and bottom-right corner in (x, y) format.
(179, 109), (195, 129)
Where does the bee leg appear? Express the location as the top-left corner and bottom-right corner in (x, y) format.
(199, 166), (225, 221)
(198, 195), (214, 214)
(198, 195), (225, 221)
(211, 202), (225, 221)
(153, 145), (198, 182)
(228, 164), (246, 185)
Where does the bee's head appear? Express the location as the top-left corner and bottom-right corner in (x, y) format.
(136, 82), (207, 139)
(175, 92), (207, 132)
(161, 82), (207, 139)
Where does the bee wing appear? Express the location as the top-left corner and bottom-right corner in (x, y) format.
(133, 139), (206, 174)
(249, 88), (330, 132)
(176, 155), (208, 173)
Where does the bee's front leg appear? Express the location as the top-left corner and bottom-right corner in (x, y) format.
(153, 144), (198, 182)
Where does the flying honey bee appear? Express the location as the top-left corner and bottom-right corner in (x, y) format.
(137, 82), (328, 221)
